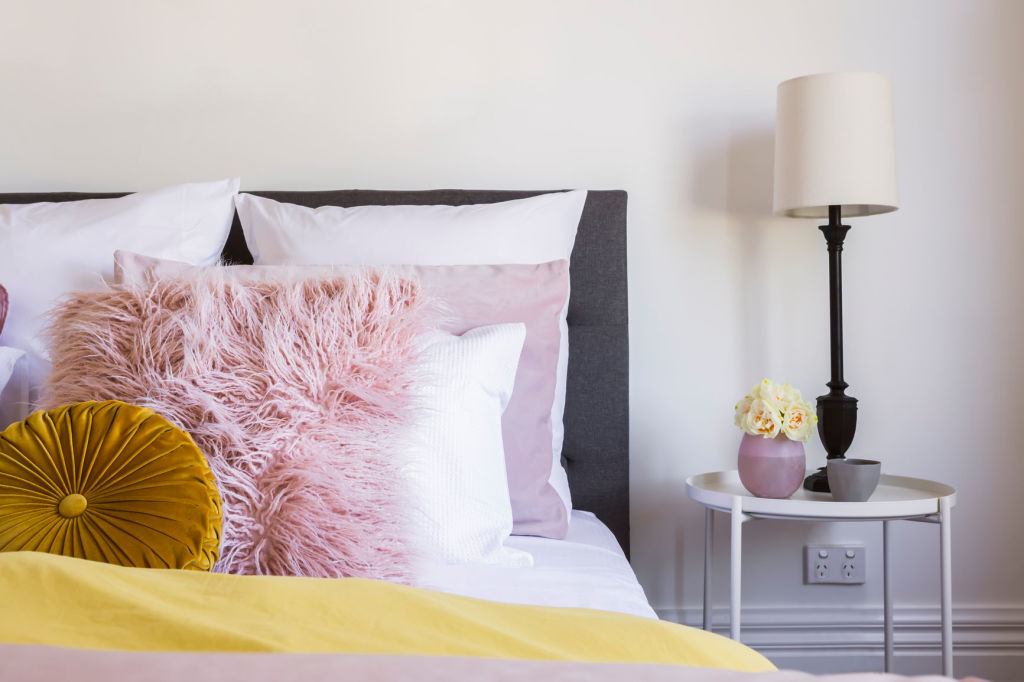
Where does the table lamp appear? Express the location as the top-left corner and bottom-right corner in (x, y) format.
(772, 72), (899, 492)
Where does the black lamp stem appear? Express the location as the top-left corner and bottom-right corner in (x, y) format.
(825, 205), (847, 389)
(803, 205), (859, 493)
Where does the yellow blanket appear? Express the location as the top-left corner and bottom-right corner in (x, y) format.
(0, 552), (774, 672)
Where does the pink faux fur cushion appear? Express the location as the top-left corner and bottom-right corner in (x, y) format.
(41, 270), (429, 581)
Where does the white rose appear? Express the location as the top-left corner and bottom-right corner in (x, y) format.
(778, 382), (802, 404)
(734, 396), (754, 429)
(758, 379), (801, 411)
(782, 400), (818, 442)
(742, 398), (782, 438)
(756, 379), (778, 402)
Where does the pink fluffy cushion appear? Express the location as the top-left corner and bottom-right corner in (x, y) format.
(41, 270), (429, 581)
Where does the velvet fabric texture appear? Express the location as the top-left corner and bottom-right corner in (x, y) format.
(42, 270), (428, 581)
(0, 400), (222, 570)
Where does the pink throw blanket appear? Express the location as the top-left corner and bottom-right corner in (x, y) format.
(0, 645), (979, 682)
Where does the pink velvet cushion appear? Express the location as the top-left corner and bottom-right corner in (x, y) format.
(115, 251), (572, 539)
(42, 268), (430, 580)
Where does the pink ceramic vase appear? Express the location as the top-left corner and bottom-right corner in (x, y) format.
(737, 433), (806, 498)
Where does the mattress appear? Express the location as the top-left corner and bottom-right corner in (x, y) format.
(416, 510), (657, 619)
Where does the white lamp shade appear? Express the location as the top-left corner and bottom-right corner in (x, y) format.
(773, 72), (899, 218)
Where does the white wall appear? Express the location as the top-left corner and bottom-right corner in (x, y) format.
(3, 0), (1022, 676)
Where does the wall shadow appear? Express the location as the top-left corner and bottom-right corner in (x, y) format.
(692, 128), (779, 385)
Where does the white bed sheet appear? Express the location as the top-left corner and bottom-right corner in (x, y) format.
(416, 510), (657, 619)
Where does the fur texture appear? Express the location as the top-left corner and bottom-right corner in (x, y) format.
(42, 269), (428, 581)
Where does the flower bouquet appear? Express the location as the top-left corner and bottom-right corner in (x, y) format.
(734, 379), (817, 442)
(733, 379), (817, 498)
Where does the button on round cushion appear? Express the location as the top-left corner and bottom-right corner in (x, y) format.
(0, 400), (221, 570)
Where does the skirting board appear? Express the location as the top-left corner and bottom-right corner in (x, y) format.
(656, 605), (1024, 681)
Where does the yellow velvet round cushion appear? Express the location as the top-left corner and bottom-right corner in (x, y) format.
(0, 400), (221, 570)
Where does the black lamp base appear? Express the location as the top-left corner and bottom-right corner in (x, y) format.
(803, 466), (832, 492)
(806, 389), (858, 492)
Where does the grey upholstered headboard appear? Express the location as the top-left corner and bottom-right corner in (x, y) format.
(0, 189), (631, 555)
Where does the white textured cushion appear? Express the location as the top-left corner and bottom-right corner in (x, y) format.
(235, 190), (586, 538)
(410, 324), (532, 566)
(0, 179), (239, 428)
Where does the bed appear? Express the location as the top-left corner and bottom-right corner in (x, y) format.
(0, 189), (629, 537)
(0, 188), (962, 681)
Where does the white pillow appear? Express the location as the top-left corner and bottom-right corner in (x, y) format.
(235, 191), (585, 267)
(409, 324), (532, 567)
(234, 190), (586, 538)
(0, 348), (24, 409)
(0, 179), (239, 428)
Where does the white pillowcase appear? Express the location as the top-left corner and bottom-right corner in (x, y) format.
(0, 179), (239, 428)
(0, 348), (24, 408)
(409, 324), (532, 567)
(234, 190), (586, 537)
(235, 190), (585, 267)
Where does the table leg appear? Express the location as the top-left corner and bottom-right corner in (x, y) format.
(703, 508), (714, 631)
(883, 520), (893, 672)
(939, 497), (953, 676)
(730, 496), (742, 641)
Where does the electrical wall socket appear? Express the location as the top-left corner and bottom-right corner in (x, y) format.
(805, 545), (866, 584)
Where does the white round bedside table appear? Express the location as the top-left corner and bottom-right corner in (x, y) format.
(685, 470), (957, 676)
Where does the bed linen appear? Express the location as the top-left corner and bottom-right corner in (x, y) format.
(0, 647), (964, 682)
(0, 188), (632, 559)
(235, 191), (588, 539)
(418, 510), (657, 618)
(113, 251), (570, 567)
(0, 550), (772, 673)
(117, 248), (577, 541)
(0, 347), (21, 396)
(0, 179), (239, 430)
(409, 324), (530, 566)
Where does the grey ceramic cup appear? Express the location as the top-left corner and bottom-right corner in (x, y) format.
(827, 459), (881, 502)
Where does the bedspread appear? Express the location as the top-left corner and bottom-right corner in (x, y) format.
(0, 551), (772, 671)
